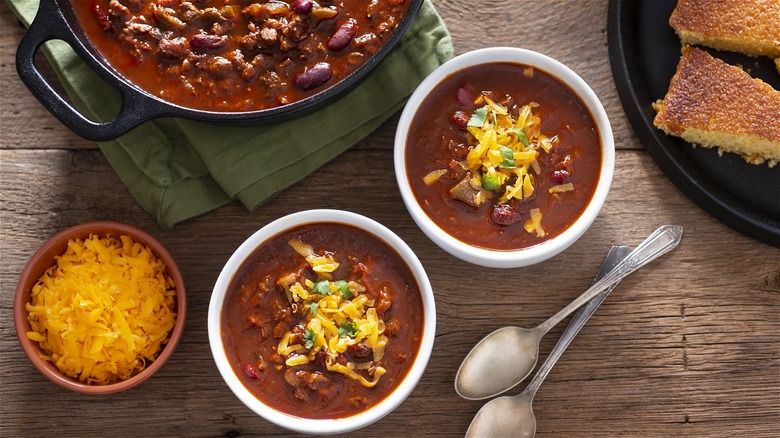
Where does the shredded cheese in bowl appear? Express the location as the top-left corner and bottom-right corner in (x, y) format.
(25, 234), (177, 385)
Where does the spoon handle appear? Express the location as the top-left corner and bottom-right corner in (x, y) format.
(523, 245), (631, 397)
(536, 224), (683, 336)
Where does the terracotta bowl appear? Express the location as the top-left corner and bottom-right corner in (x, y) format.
(13, 221), (186, 394)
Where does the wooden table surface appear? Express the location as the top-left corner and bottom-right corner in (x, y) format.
(2, 1), (779, 436)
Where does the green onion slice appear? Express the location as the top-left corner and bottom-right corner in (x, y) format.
(338, 322), (358, 338)
(304, 327), (316, 349)
(499, 146), (516, 168)
(482, 173), (500, 191)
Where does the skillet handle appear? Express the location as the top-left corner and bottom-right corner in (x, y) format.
(15, 1), (158, 142)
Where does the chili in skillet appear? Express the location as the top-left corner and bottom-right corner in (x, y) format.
(72, 1), (411, 112)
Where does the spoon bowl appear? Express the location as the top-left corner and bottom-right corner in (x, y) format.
(466, 393), (536, 438)
(455, 327), (542, 400)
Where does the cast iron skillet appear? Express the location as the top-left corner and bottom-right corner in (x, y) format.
(16, 0), (424, 142)
(608, 0), (780, 248)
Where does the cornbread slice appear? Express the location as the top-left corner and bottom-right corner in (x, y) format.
(653, 46), (780, 167)
(669, 0), (780, 58)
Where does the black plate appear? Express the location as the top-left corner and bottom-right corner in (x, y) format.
(607, 0), (780, 247)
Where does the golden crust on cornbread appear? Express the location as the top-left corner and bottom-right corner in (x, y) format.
(653, 46), (780, 167)
(670, 0), (780, 58)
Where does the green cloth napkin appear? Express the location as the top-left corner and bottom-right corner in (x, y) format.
(8, 0), (453, 229)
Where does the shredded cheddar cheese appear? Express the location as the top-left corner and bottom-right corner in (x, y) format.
(278, 240), (388, 387)
(26, 234), (177, 385)
(429, 94), (573, 235)
(524, 208), (546, 237)
(464, 96), (556, 208)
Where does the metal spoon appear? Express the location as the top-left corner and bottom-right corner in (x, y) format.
(454, 224), (683, 400)
(464, 245), (630, 438)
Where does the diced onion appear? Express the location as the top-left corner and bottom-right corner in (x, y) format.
(288, 239), (314, 257)
(422, 169), (448, 185)
(549, 183), (574, 193)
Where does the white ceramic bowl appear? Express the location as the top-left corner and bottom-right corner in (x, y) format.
(394, 47), (615, 268)
(208, 209), (435, 434)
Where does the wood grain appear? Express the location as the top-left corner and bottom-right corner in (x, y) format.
(1, 0), (778, 437)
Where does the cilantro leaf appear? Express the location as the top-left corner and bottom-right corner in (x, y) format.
(338, 322), (358, 338)
(499, 146), (516, 168)
(303, 327), (316, 349)
(467, 107), (488, 127)
(335, 280), (353, 299)
(312, 279), (331, 295)
(309, 302), (318, 315)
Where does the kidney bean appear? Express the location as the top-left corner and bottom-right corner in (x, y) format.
(293, 62), (332, 90)
(550, 154), (573, 184)
(327, 18), (358, 51)
(243, 362), (259, 379)
(292, 0), (314, 14)
(190, 33), (227, 50)
(491, 204), (523, 225)
(450, 111), (469, 130)
(550, 169), (571, 184)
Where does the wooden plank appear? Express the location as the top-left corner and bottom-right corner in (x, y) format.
(1, 147), (777, 436)
(0, 4), (95, 150)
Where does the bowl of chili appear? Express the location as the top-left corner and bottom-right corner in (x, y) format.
(16, 0), (423, 141)
(394, 47), (615, 268)
(208, 209), (435, 434)
(14, 221), (186, 394)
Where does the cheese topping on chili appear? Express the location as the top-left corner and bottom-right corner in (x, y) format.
(277, 239), (388, 387)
